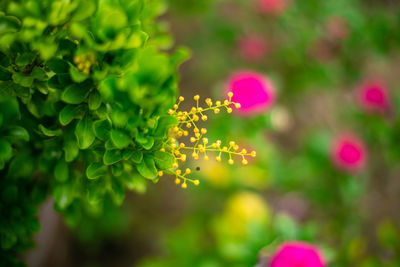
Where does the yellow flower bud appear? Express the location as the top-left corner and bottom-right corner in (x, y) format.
(193, 180), (200, 186)
(181, 182), (187, 189)
(175, 178), (181, 184)
(228, 159), (234, 165)
(194, 95), (200, 101)
(158, 171), (163, 176)
(179, 96), (184, 101)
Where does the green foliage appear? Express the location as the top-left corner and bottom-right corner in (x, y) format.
(0, 0), (186, 264)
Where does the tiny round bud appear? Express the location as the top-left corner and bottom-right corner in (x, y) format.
(176, 169), (182, 175)
(251, 151), (257, 157)
(194, 95), (200, 101)
(160, 148), (166, 152)
(242, 159), (248, 165)
(202, 137), (208, 144)
(158, 171), (163, 176)
(214, 108), (220, 114)
(172, 162), (179, 168)
(229, 141), (235, 147)
(175, 178), (181, 184)
(222, 146), (228, 152)
(186, 123), (192, 128)
(179, 96), (184, 101)
(201, 128), (207, 134)
(181, 154), (187, 162)
(228, 159), (234, 165)
(173, 104), (178, 110)
(204, 155), (209, 160)
(195, 133), (201, 138)
(216, 156), (222, 162)
(191, 107), (197, 113)
(193, 115), (199, 121)
(241, 148), (248, 154)
(177, 131), (183, 137)
(181, 182), (187, 189)
(224, 100), (229, 105)
(168, 109), (174, 115)
(201, 115), (207, 121)
(235, 103), (241, 109)
(227, 108), (233, 113)
(179, 143), (185, 148)
(198, 107), (203, 112)
(193, 180), (200, 186)
(194, 128), (199, 133)
(185, 168), (191, 174)
(171, 143), (177, 149)
(216, 101), (221, 106)
(183, 131), (189, 136)
(233, 145), (239, 151)
(190, 137), (196, 143)
(228, 92), (233, 98)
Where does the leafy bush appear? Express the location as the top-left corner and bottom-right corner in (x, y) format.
(0, 0), (189, 264)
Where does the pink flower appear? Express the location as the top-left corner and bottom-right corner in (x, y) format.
(226, 71), (276, 116)
(330, 133), (367, 172)
(356, 79), (389, 113)
(237, 35), (268, 61)
(257, 0), (288, 15)
(270, 241), (325, 267)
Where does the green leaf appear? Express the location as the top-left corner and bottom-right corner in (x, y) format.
(72, 0), (97, 21)
(63, 140), (79, 162)
(0, 140), (12, 161)
(54, 159), (69, 182)
(15, 52), (35, 67)
(130, 150), (143, 163)
(154, 115), (178, 137)
(87, 178), (106, 205)
(88, 91), (102, 110)
(75, 116), (95, 149)
(31, 66), (47, 81)
(111, 129), (131, 149)
(6, 126), (29, 141)
(86, 163), (108, 180)
(47, 58), (70, 73)
(0, 51), (10, 67)
(59, 105), (83, 126)
(61, 83), (90, 104)
(136, 134), (154, 150)
(103, 149), (123, 165)
(0, 66), (12, 81)
(109, 178), (125, 205)
(93, 119), (111, 141)
(153, 151), (174, 170)
(12, 72), (34, 87)
(69, 64), (88, 83)
(53, 185), (74, 209)
(39, 124), (62, 137)
(136, 155), (157, 180)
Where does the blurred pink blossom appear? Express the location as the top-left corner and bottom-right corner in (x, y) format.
(331, 133), (367, 172)
(356, 79), (389, 113)
(226, 71), (276, 116)
(237, 35), (268, 61)
(257, 0), (288, 15)
(326, 15), (350, 40)
(270, 241), (325, 267)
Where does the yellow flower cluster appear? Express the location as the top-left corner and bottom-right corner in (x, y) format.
(162, 93), (256, 188)
(73, 54), (96, 75)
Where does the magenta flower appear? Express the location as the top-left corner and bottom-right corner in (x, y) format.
(356, 80), (389, 113)
(330, 133), (367, 172)
(257, 0), (288, 15)
(270, 241), (325, 267)
(237, 35), (268, 61)
(225, 71), (276, 116)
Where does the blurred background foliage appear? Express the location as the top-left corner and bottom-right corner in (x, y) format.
(2, 0), (400, 266)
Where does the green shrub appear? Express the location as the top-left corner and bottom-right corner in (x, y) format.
(0, 0), (189, 264)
